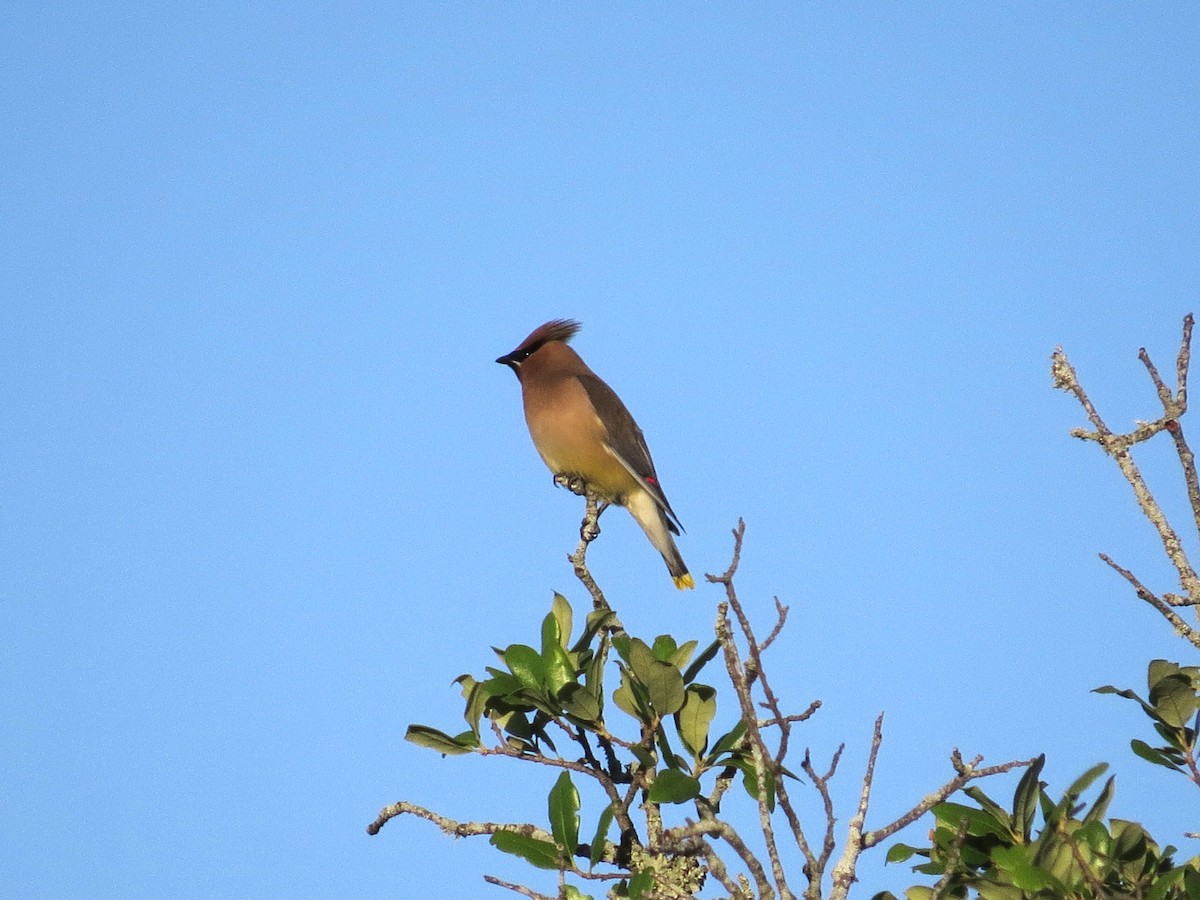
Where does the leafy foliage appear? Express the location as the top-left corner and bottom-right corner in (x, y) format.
(404, 594), (760, 896)
(1095, 659), (1200, 783)
(878, 755), (1200, 900)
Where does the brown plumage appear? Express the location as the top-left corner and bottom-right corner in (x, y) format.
(496, 319), (693, 589)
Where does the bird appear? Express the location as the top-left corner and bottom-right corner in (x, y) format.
(496, 319), (694, 590)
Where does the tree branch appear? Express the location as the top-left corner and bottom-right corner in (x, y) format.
(1053, 314), (1200, 623)
(1099, 553), (1200, 649)
(366, 799), (553, 842)
(483, 875), (556, 900)
(566, 485), (610, 611)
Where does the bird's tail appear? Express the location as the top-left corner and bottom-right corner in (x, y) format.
(626, 491), (694, 590)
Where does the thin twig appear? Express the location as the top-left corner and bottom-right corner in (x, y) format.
(761, 597), (790, 653)
(1099, 554), (1200, 649)
(863, 753), (1035, 848)
(801, 744), (845, 882)
(827, 714), (885, 900)
(482, 875), (556, 900)
(1053, 316), (1200, 614)
(930, 816), (971, 899)
(568, 488), (610, 610)
(663, 818), (774, 899)
(715, 598), (794, 900)
(366, 799), (553, 841)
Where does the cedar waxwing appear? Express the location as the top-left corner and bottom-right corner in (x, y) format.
(497, 319), (694, 590)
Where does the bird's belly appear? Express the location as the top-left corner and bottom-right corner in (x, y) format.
(530, 427), (636, 502)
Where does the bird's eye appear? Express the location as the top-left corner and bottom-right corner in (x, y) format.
(514, 341), (544, 363)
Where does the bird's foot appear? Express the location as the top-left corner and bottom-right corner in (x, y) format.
(554, 473), (589, 496)
(581, 516), (601, 542)
(580, 499), (608, 542)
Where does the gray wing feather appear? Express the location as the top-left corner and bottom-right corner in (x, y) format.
(577, 373), (684, 534)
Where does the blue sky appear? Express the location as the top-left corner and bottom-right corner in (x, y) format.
(3, 3), (1198, 897)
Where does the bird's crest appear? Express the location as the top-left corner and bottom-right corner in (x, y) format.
(515, 319), (581, 353)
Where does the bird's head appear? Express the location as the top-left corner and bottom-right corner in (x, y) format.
(495, 319), (583, 378)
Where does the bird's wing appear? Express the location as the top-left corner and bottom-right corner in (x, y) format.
(577, 373), (684, 535)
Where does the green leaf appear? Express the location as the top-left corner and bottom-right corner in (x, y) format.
(505, 644), (546, 691)
(707, 721), (747, 762)
(542, 609), (562, 655)
(1181, 867), (1200, 900)
(1095, 684), (1158, 719)
(651, 634), (678, 661)
(611, 633), (633, 663)
(1131, 738), (1185, 770)
(682, 639), (721, 684)
(669, 639), (698, 671)
(564, 887), (593, 900)
(551, 593), (573, 648)
(675, 684), (717, 758)
(588, 804), (615, 868)
(548, 771), (580, 854)
(1061, 761), (1107, 806)
(647, 768), (701, 804)
(559, 683), (601, 723)
(886, 843), (919, 864)
(627, 869), (655, 899)
(543, 641), (576, 696)
(571, 608), (617, 654)
(741, 764), (776, 811)
(489, 831), (562, 870)
(540, 609), (576, 696)
(457, 676), (488, 737)
(1110, 818), (1150, 862)
(962, 785), (1012, 830)
(1149, 673), (1199, 728)
(1154, 719), (1190, 752)
(404, 724), (478, 756)
(630, 746), (656, 769)
(1081, 775), (1115, 825)
(1011, 755), (1042, 841)
(932, 802), (1007, 838)
(1149, 659), (1184, 690)
(976, 884), (1023, 900)
(1147, 867), (1188, 900)
(613, 670), (647, 722)
(992, 845), (1050, 891)
(482, 668), (524, 698)
(654, 720), (682, 768)
(585, 643), (606, 696)
(630, 639), (685, 716)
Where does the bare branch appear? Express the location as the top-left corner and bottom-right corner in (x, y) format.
(567, 487), (610, 611)
(366, 799), (552, 842)
(930, 816), (971, 900)
(663, 818), (774, 899)
(863, 753), (1035, 849)
(761, 597), (790, 653)
(483, 875), (556, 900)
(475, 730), (640, 840)
(1099, 554), (1200, 650)
(801, 744), (845, 883)
(759, 701), (822, 731)
(715, 597), (796, 900)
(1053, 318), (1200, 618)
(828, 714), (886, 900)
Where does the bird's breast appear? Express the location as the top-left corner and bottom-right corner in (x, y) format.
(523, 380), (637, 501)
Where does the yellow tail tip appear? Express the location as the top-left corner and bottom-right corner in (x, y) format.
(674, 573), (695, 590)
